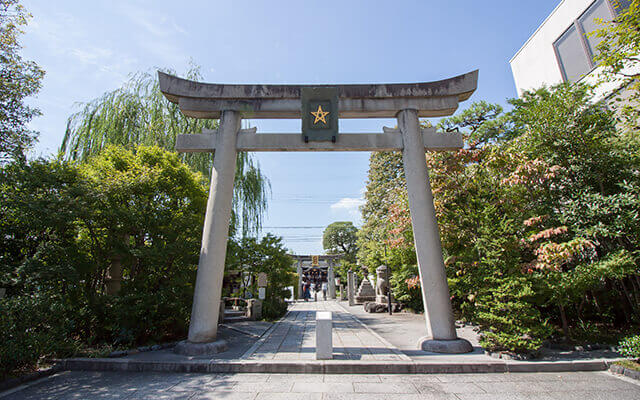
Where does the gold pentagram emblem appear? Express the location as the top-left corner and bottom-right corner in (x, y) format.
(310, 105), (330, 124)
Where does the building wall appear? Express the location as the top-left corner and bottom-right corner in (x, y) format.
(509, 0), (626, 97)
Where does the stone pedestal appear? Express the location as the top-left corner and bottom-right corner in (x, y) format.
(398, 109), (472, 353)
(355, 278), (376, 303)
(417, 337), (473, 354)
(376, 295), (389, 304)
(174, 339), (228, 356)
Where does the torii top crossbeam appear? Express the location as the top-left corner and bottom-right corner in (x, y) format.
(158, 70), (478, 119)
(158, 71), (478, 153)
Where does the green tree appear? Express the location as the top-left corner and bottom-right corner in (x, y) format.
(323, 221), (358, 263)
(0, 0), (44, 163)
(60, 68), (269, 235)
(357, 83), (640, 353)
(1, 146), (209, 376)
(592, 0), (640, 128)
(357, 151), (409, 271)
(228, 233), (295, 319)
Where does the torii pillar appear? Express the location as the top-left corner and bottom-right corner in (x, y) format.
(399, 109), (472, 353)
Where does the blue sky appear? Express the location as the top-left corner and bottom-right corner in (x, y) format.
(22, 0), (560, 255)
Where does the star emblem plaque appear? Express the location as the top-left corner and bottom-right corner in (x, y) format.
(301, 87), (338, 142)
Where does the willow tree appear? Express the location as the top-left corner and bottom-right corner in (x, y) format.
(60, 67), (269, 235)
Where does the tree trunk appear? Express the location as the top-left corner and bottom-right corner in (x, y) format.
(620, 279), (637, 315)
(616, 281), (633, 324)
(559, 304), (570, 340)
(591, 290), (602, 313)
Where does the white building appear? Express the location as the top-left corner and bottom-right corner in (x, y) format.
(510, 0), (631, 99)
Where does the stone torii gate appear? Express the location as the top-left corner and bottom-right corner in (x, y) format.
(159, 70), (478, 355)
(291, 254), (341, 300)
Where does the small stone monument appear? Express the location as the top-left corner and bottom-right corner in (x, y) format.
(355, 278), (376, 303)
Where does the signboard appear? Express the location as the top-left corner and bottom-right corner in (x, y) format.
(311, 255), (319, 266)
(258, 287), (266, 300)
(257, 272), (268, 287)
(301, 87), (338, 142)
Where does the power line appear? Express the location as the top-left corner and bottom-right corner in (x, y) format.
(262, 226), (325, 229)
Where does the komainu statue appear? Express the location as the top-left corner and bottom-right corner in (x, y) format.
(375, 264), (389, 303)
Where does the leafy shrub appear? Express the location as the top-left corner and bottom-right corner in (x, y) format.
(0, 295), (80, 379)
(109, 286), (192, 345)
(476, 278), (552, 353)
(262, 298), (288, 321)
(390, 264), (423, 312)
(618, 335), (640, 359)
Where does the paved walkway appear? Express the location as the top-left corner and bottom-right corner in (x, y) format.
(244, 301), (409, 361)
(3, 370), (639, 399)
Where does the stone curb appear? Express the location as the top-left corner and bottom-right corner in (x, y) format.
(55, 358), (611, 375)
(610, 362), (640, 380)
(0, 364), (62, 393)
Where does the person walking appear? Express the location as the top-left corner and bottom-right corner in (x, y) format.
(303, 280), (311, 302)
(322, 281), (328, 301)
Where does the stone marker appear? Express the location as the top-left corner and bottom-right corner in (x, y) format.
(328, 260), (336, 300)
(316, 311), (333, 360)
(347, 271), (355, 306)
(247, 299), (262, 320)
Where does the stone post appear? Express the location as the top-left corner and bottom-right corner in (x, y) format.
(247, 299), (262, 320)
(328, 259), (336, 299)
(347, 270), (355, 306)
(297, 258), (303, 300)
(185, 110), (240, 346)
(398, 109), (472, 354)
(315, 311), (333, 360)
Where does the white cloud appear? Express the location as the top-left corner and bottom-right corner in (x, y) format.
(70, 47), (114, 65)
(330, 197), (365, 211)
(117, 3), (187, 38)
(330, 197), (365, 225)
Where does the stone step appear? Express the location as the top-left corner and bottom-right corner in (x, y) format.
(223, 309), (245, 317)
(58, 358), (611, 374)
(223, 315), (249, 323)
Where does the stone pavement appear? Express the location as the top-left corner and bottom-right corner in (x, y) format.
(244, 301), (409, 361)
(2, 370), (639, 399)
(54, 299), (622, 375)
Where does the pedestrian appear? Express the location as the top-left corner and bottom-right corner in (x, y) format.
(322, 281), (328, 300)
(303, 280), (311, 302)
